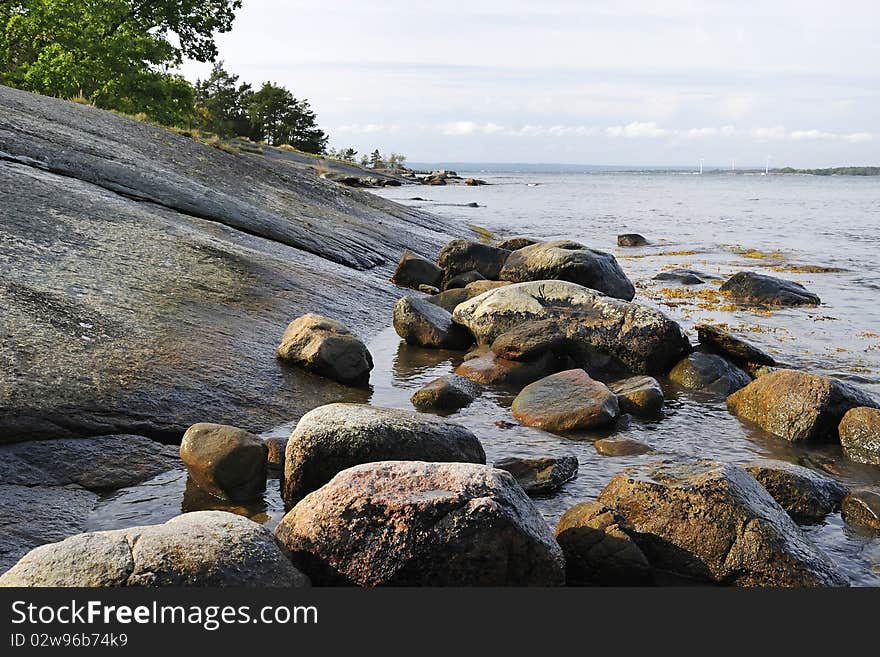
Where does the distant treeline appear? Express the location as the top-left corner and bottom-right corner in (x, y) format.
(772, 167), (880, 176)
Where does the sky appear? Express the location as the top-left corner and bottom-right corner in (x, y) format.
(179, 0), (880, 167)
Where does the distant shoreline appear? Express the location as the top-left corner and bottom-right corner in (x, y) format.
(407, 162), (880, 176)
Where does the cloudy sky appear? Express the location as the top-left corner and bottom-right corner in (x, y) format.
(180, 0), (879, 167)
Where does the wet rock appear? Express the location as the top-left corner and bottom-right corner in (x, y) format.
(490, 320), (569, 361)
(669, 352), (751, 395)
(180, 423), (268, 502)
(726, 369), (880, 442)
(839, 407), (880, 466)
(281, 403), (485, 507)
(608, 376), (664, 416)
(274, 461), (565, 586)
(743, 460), (848, 523)
(444, 270), (486, 290)
(437, 239), (511, 284)
(512, 369), (619, 432)
(841, 488), (880, 531)
(452, 281), (691, 375)
(496, 237), (537, 251)
(594, 438), (653, 456)
(617, 233), (648, 247)
(721, 271), (820, 306)
(393, 296), (473, 349)
(555, 502), (653, 585)
(391, 249), (443, 290)
(411, 374), (480, 412)
(427, 280), (509, 313)
(653, 269), (707, 285)
(418, 284), (440, 294)
(265, 436), (288, 471)
(696, 324), (776, 367)
(0, 511), (309, 587)
(464, 178), (487, 186)
(494, 455), (579, 495)
(597, 460), (846, 586)
(455, 349), (560, 386)
(499, 240), (636, 301)
(277, 313), (374, 387)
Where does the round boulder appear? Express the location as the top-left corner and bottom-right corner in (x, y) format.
(276, 313), (373, 386)
(839, 407), (880, 466)
(437, 239), (511, 284)
(180, 423), (268, 502)
(696, 324), (776, 367)
(617, 233), (648, 247)
(721, 271), (820, 306)
(669, 352), (751, 395)
(455, 348), (560, 387)
(410, 374), (480, 412)
(393, 295), (473, 349)
(609, 376), (664, 416)
(511, 369), (619, 432)
(444, 270), (486, 290)
(391, 249), (443, 290)
(841, 488), (880, 531)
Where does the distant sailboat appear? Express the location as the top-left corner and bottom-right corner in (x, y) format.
(761, 155), (770, 175)
(699, 158), (704, 175)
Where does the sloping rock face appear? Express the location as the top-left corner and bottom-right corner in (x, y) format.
(452, 281), (690, 374)
(0, 85), (458, 441)
(726, 370), (880, 442)
(275, 461), (566, 586)
(0, 511), (309, 587)
(499, 241), (636, 301)
(597, 460), (846, 586)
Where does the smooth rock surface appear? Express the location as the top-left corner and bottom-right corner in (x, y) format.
(839, 407), (880, 466)
(609, 376), (664, 416)
(511, 369), (620, 432)
(455, 349), (560, 387)
(437, 239), (511, 284)
(490, 320), (569, 361)
(652, 269), (707, 285)
(721, 271), (821, 306)
(410, 374), (480, 411)
(180, 423), (268, 502)
(494, 455), (579, 495)
(594, 438), (653, 457)
(696, 324), (776, 366)
(391, 249), (443, 290)
(393, 296), (473, 349)
(841, 488), (880, 531)
(669, 352), (751, 395)
(744, 459), (847, 523)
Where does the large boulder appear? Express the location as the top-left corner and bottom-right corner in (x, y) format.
(437, 239), (511, 284)
(743, 460), (847, 523)
(490, 320), (569, 361)
(838, 407), (880, 466)
(669, 352), (751, 395)
(455, 348), (560, 387)
(391, 249), (443, 290)
(496, 237), (537, 251)
(726, 370), (880, 442)
(499, 240), (635, 301)
(608, 376), (664, 416)
(277, 313), (374, 387)
(274, 461), (566, 586)
(393, 296), (473, 349)
(180, 423), (268, 502)
(555, 502), (653, 585)
(494, 455), (579, 495)
(452, 281), (690, 374)
(721, 271), (820, 306)
(512, 369), (619, 432)
(617, 233), (648, 247)
(410, 374), (480, 412)
(841, 488), (880, 531)
(281, 403), (485, 507)
(427, 280), (510, 313)
(696, 324), (776, 367)
(444, 270), (486, 290)
(0, 511), (309, 587)
(597, 460), (846, 586)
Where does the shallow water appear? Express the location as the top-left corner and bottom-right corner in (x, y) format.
(88, 171), (880, 585)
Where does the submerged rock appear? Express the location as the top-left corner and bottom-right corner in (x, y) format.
(555, 502), (653, 585)
(744, 459), (847, 523)
(496, 237), (537, 251)
(696, 324), (776, 367)
(490, 319), (569, 361)
(452, 280), (690, 374)
(455, 349), (560, 386)
(609, 376), (664, 416)
(277, 313), (374, 387)
(180, 423), (268, 502)
(499, 240), (636, 301)
(669, 352), (751, 395)
(512, 369), (619, 432)
(726, 369), (880, 442)
(594, 437), (653, 456)
(391, 249), (443, 290)
(437, 239), (511, 284)
(841, 488), (880, 531)
(617, 233), (648, 247)
(444, 270), (486, 290)
(0, 512), (309, 587)
(494, 455), (579, 495)
(838, 407), (880, 466)
(721, 271), (820, 306)
(274, 461), (566, 586)
(410, 374), (480, 412)
(652, 269), (707, 285)
(281, 403), (485, 507)
(393, 295), (473, 349)
(597, 460), (846, 586)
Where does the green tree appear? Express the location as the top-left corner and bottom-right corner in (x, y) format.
(369, 149), (384, 169)
(0, 1), (240, 125)
(246, 82), (327, 153)
(194, 61), (251, 137)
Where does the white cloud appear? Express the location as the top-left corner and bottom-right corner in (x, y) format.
(843, 132), (874, 143)
(606, 122), (667, 138)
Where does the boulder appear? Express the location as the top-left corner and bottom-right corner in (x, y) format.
(617, 233), (648, 247)
(838, 407), (880, 466)
(281, 403), (485, 507)
(496, 237), (537, 251)
(0, 511), (309, 587)
(455, 349), (560, 387)
(391, 249), (443, 290)
(841, 488), (880, 531)
(608, 376), (664, 416)
(594, 437), (653, 457)
(464, 178), (487, 186)
(499, 240), (636, 301)
(265, 436), (287, 471)
(653, 269), (707, 285)
(555, 502), (653, 585)
(393, 296), (473, 349)
(493, 455), (579, 495)
(743, 460), (847, 523)
(180, 423), (268, 502)
(411, 374), (480, 412)
(277, 313), (373, 387)
(726, 369), (880, 442)
(427, 280), (510, 313)
(437, 239), (511, 284)
(418, 284), (440, 294)
(452, 281), (690, 374)
(597, 460), (846, 586)
(511, 369), (619, 432)
(274, 461), (566, 586)
(696, 324), (776, 367)
(669, 352), (751, 395)
(721, 271), (820, 306)
(444, 270), (486, 290)
(490, 320), (569, 361)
